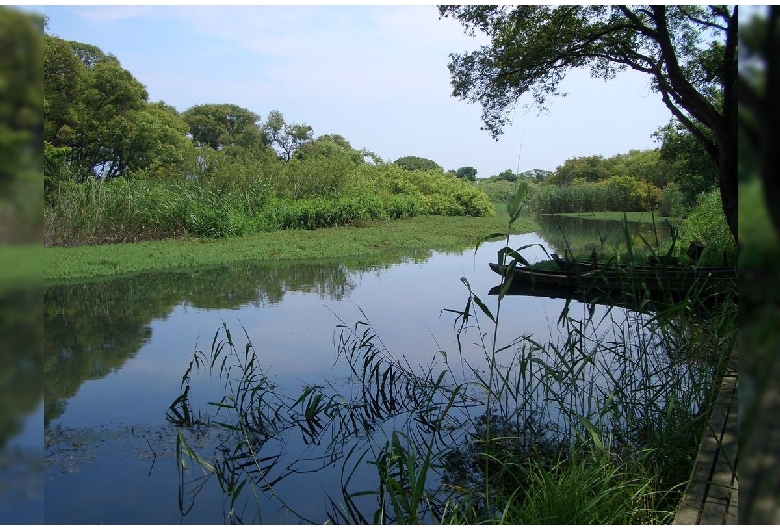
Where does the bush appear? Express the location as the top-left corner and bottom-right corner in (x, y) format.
(659, 183), (686, 218)
(44, 159), (496, 246)
(477, 179), (519, 202)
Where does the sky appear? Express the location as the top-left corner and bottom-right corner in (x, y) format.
(41, 5), (674, 178)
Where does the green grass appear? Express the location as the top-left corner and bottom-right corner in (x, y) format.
(44, 213), (538, 283)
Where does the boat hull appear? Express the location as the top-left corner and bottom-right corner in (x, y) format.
(489, 262), (736, 297)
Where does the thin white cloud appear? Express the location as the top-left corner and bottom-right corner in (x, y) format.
(164, 6), (480, 104)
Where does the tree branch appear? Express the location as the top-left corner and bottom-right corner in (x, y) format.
(650, 7), (721, 132)
(618, 6), (657, 40)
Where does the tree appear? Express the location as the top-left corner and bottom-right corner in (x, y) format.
(263, 110), (314, 161)
(181, 103), (264, 151)
(440, 5), (738, 243)
(653, 121), (718, 202)
(520, 169), (552, 182)
(492, 169), (517, 182)
(394, 155), (443, 172)
(548, 155), (610, 186)
(44, 33), (194, 182)
(294, 134), (364, 164)
(453, 166), (478, 181)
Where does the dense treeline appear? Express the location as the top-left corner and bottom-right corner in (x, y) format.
(43, 27), (493, 247)
(478, 137), (718, 218)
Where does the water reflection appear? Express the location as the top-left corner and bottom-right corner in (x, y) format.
(43, 228), (724, 524)
(0, 286), (44, 523)
(535, 214), (674, 257)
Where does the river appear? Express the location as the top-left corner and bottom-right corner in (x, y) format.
(40, 217), (694, 524)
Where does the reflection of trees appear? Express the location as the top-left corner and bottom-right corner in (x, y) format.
(534, 215), (674, 257)
(44, 280), (170, 427)
(44, 253), (424, 426)
(185, 261), (357, 309)
(0, 287), (42, 447)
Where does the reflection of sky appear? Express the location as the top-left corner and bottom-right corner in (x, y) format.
(49, 233), (610, 429)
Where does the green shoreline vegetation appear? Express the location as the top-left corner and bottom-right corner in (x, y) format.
(44, 213), (538, 283)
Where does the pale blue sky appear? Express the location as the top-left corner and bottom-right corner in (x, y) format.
(42, 5), (673, 178)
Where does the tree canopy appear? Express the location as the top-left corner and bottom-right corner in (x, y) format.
(44, 34), (190, 181)
(739, 7), (780, 236)
(440, 5), (738, 242)
(394, 155), (443, 172)
(0, 7), (43, 244)
(264, 110), (314, 161)
(182, 103), (264, 151)
(451, 166), (478, 182)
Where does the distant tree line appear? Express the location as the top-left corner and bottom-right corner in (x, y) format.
(476, 126), (718, 218)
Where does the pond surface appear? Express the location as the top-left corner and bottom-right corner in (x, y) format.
(42, 218), (697, 524)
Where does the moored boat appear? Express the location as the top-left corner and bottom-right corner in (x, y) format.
(489, 260), (736, 296)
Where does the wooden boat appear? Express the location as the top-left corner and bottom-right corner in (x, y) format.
(550, 253), (731, 276)
(489, 261), (736, 296)
(487, 277), (672, 313)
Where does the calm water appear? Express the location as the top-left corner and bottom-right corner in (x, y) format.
(41, 219), (685, 524)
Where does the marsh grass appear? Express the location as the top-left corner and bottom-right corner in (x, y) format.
(44, 164), (497, 248)
(167, 185), (737, 524)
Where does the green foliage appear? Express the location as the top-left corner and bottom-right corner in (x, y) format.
(181, 103), (264, 150)
(263, 109), (314, 161)
(452, 165), (478, 181)
(658, 182), (686, 218)
(477, 179), (521, 202)
(653, 121), (717, 203)
(439, 5), (738, 242)
(42, 27), (497, 249)
(548, 155), (610, 186)
(44, 33), (190, 181)
(44, 163), (495, 246)
(492, 168), (517, 182)
(393, 155), (443, 172)
(294, 134), (365, 165)
(679, 189), (736, 265)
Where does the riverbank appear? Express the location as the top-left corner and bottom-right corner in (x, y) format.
(44, 213), (538, 283)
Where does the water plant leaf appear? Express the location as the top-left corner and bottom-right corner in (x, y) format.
(577, 415), (605, 455)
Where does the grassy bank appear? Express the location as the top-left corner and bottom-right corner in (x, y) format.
(45, 213), (538, 283)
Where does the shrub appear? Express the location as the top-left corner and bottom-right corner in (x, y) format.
(477, 179), (518, 202)
(679, 189), (736, 264)
(659, 183), (686, 218)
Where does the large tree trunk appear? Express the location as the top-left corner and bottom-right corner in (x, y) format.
(761, 7), (780, 238)
(719, 130), (739, 247)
